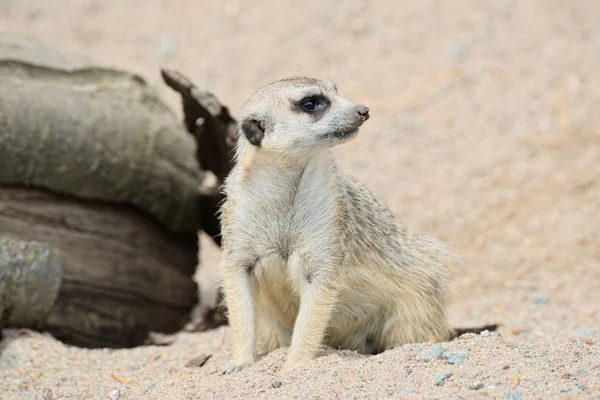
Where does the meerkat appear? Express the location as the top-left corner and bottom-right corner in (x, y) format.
(219, 77), (468, 374)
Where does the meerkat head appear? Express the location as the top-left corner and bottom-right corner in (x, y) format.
(238, 77), (369, 153)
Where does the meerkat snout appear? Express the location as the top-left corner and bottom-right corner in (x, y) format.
(356, 105), (370, 121)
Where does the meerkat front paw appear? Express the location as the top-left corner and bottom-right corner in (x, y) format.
(220, 359), (254, 375)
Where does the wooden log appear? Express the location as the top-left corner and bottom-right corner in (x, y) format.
(161, 68), (239, 246)
(0, 34), (202, 234)
(161, 68), (238, 331)
(0, 35), (204, 347)
(0, 187), (197, 348)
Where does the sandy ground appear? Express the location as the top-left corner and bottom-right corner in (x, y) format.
(1, 0), (600, 398)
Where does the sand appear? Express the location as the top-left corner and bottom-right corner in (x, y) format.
(1, 0), (599, 398)
(1, 329), (599, 399)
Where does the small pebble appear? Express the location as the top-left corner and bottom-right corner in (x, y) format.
(443, 350), (470, 365)
(271, 381), (282, 389)
(156, 34), (175, 58)
(532, 295), (549, 305)
(108, 389), (120, 400)
(570, 327), (594, 337)
(504, 189), (519, 200)
(185, 354), (212, 368)
(573, 384), (586, 392)
(469, 381), (485, 390)
(505, 392), (523, 400)
(452, 43), (469, 61)
(416, 343), (445, 361)
(434, 372), (453, 386)
(480, 330), (490, 337)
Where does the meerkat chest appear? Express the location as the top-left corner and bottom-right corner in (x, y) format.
(225, 160), (341, 269)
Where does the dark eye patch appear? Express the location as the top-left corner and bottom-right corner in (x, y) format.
(295, 95), (330, 115)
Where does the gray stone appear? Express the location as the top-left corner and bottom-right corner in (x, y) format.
(570, 327), (594, 337)
(416, 343), (446, 361)
(452, 43), (470, 61)
(442, 350), (470, 365)
(434, 372), (453, 386)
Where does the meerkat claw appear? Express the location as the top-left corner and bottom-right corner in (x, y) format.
(220, 361), (253, 375)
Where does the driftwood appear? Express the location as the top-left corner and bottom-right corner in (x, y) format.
(0, 35), (201, 234)
(161, 68), (238, 246)
(0, 34), (240, 346)
(161, 68), (238, 331)
(0, 35), (205, 347)
(0, 187), (198, 347)
(161, 68), (238, 184)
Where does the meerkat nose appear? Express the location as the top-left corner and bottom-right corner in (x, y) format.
(356, 105), (370, 121)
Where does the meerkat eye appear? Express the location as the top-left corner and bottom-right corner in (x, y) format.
(301, 98), (317, 110)
(299, 96), (329, 113)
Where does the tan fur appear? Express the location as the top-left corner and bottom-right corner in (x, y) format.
(219, 77), (454, 373)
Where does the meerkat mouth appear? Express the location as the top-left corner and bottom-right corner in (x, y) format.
(328, 128), (359, 140)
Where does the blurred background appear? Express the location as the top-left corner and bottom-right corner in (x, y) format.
(2, 0), (599, 340)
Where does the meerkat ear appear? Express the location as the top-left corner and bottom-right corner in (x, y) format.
(239, 118), (265, 147)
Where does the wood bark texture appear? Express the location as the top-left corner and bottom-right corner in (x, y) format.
(0, 34), (203, 347)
